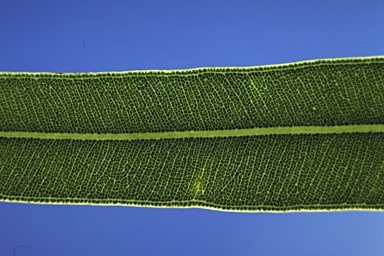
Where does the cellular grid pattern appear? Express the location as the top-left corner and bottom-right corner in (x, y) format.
(0, 134), (383, 211)
(1, 57), (383, 134)
(0, 56), (384, 211)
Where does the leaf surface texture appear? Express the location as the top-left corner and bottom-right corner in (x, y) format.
(0, 56), (383, 211)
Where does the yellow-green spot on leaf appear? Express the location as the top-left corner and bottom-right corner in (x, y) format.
(193, 168), (205, 199)
(370, 187), (378, 194)
(193, 177), (203, 197)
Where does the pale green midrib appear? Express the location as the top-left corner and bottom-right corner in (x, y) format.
(1, 124), (384, 140)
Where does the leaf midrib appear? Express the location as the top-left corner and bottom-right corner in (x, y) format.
(2, 124), (384, 140)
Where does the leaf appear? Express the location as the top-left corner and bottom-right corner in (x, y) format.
(0, 56), (383, 212)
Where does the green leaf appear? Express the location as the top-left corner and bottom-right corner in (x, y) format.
(1, 56), (383, 212)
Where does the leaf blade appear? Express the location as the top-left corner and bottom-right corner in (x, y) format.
(1, 56), (383, 212)
(1, 56), (383, 134)
(1, 133), (383, 211)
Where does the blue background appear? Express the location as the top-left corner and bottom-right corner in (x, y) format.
(1, 1), (384, 255)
